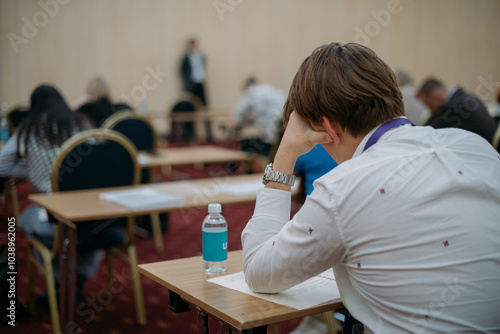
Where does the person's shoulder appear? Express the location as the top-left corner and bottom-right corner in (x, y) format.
(317, 126), (487, 182)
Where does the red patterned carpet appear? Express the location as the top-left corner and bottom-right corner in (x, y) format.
(0, 146), (305, 334)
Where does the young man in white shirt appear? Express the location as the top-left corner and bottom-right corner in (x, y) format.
(241, 42), (500, 333)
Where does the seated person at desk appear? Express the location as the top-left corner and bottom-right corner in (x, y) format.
(416, 77), (497, 143)
(295, 144), (338, 196)
(0, 84), (120, 301)
(234, 77), (287, 156)
(241, 43), (500, 332)
(75, 76), (130, 127)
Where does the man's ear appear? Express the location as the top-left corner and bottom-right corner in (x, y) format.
(321, 116), (341, 144)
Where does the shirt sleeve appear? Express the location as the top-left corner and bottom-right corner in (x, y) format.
(0, 133), (28, 178)
(241, 182), (347, 293)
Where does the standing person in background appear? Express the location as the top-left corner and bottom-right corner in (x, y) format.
(76, 76), (131, 127)
(234, 77), (287, 157)
(181, 38), (208, 106)
(417, 77), (497, 143)
(180, 38), (213, 141)
(394, 69), (429, 125)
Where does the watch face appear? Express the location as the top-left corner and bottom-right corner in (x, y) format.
(265, 163), (272, 176)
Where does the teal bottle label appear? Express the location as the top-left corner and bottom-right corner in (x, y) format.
(202, 231), (228, 262)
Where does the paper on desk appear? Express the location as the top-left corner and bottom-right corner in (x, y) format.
(99, 187), (185, 211)
(154, 181), (206, 198)
(212, 179), (301, 196)
(207, 270), (340, 310)
(137, 153), (151, 164)
(211, 180), (264, 195)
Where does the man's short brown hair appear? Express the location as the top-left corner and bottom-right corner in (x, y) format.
(283, 42), (404, 137)
(416, 78), (445, 98)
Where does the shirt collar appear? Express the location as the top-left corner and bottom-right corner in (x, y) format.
(447, 85), (457, 99)
(351, 116), (410, 159)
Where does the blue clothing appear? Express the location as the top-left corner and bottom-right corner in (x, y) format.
(294, 145), (337, 195)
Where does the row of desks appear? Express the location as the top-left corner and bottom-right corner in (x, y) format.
(28, 156), (342, 333)
(138, 145), (253, 169)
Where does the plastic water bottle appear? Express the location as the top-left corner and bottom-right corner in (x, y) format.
(202, 203), (228, 274)
(0, 104), (9, 146)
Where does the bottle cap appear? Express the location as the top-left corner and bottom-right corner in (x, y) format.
(208, 203), (221, 213)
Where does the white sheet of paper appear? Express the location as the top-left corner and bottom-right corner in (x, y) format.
(137, 153), (151, 164)
(207, 270), (340, 310)
(212, 180), (264, 195)
(99, 187), (185, 211)
(212, 179), (301, 196)
(154, 181), (207, 198)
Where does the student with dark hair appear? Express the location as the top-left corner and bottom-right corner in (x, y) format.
(242, 43), (500, 332)
(0, 84), (101, 300)
(417, 77), (496, 143)
(1, 84), (90, 193)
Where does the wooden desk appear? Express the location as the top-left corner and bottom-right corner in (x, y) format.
(139, 250), (343, 333)
(169, 109), (236, 143)
(138, 146), (253, 169)
(29, 174), (270, 222)
(28, 174), (294, 331)
(169, 109), (233, 123)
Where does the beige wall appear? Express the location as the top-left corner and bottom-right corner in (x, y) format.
(1, 0), (499, 122)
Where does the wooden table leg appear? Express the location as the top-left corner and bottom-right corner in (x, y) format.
(242, 325), (267, 334)
(197, 307), (209, 334)
(59, 219), (77, 332)
(168, 290), (190, 313)
(220, 322), (232, 334)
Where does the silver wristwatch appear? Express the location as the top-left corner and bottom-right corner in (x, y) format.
(262, 163), (296, 186)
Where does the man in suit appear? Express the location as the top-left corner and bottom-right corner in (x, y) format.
(417, 78), (496, 143)
(180, 38), (207, 106)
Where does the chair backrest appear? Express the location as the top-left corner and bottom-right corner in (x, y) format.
(171, 91), (203, 112)
(171, 100), (196, 113)
(51, 129), (140, 192)
(101, 111), (156, 151)
(7, 105), (31, 134)
(492, 123), (500, 152)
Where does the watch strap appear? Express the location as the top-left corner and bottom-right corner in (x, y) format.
(263, 163), (296, 186)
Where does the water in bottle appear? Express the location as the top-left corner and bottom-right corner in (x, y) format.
(0, 104), (9, 145)
(202, 203), (228, 274)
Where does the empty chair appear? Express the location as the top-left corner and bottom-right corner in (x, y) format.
(102, 112), (165, 252)
(170, 97), (197, 142)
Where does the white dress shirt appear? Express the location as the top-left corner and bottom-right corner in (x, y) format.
(188, 51), (206, 83)
(234, 84), (287, 144)
(242, 124), (500, 333)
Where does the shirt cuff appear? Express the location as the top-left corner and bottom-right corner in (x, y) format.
(254, 188), (291, 221)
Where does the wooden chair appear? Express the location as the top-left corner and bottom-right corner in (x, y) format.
(102, 112), (165, 252)
(170, 97), (197, 143)
(26, 129), (146, 334)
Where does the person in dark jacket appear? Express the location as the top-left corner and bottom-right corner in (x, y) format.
(417, 77), (496, 143)
(180, 38), (207, 106)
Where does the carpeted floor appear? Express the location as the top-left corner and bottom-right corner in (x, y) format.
(0, 143), (306, 334)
